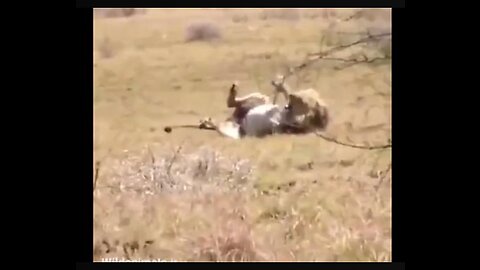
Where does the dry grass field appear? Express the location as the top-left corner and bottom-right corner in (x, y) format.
(93, 8), (392, 262)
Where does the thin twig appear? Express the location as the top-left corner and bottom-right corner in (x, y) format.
(278, 121), (391, 150)
(374, 162), (392, 191)
(283, 32), (391, 79)
(342, 10), (365, 22)
(309, 32), (390, 57)
(273, 32), (391, 151)
(94, 161), (100, 191)
(315, 131), (391, 150)
(296, 55), (391, 71)
(166, 144), (184, 183)
(147, 145), (157, 183)
(147, 146), (156, 165)
(167, 124), (216, 131)
(313, 56), (390, 63)
(324, 55), (391, 67)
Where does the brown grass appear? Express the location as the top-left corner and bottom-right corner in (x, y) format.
(93, 8), (392, 262)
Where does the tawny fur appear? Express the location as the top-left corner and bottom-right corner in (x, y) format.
(271, 75), (330, 132)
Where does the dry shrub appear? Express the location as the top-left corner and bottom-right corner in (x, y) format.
(97, 37), (115, 59)
(259, 9), (300, 21)
(191, 223), (263, 261)
(93, 145), (391, 262)
(187, 194), (269, 262)
(94, 190), (266, 262)
(96, 146), (254, 196)
(185, 22), (222, 42)
(94, 8), (147, 19)
(93, 146), (275, 262)
(231, 13), (249, 23)
(93, 146), (259, 261)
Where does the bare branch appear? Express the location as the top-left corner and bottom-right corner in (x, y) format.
(274, 32), (391, 152)
(306, 55), (391, 66)
(342, 10), (364, 22)
(315, 131), (391, 150)
(94, 161), (101, 192)
(310, 32), (390, 57)
(333, 56), (391, 70)
(282, 32), (391, 79)
(374, 162), (392, 191)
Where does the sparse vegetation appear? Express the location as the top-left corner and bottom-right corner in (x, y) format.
(94, 145), (391, 261)
(185, 22), (222, 42)
(97, 37), (115, 59)
(94, 8), (392, 262)
(94, 8), (147, 19)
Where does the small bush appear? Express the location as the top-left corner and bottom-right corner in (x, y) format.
(97, 37), (115, 59)
(96, 146), (255, 196)
(94, 146), (258, 261)
(191, 220), (265, 261)
(94, 8), (147, 19)
(185, 22), (222, 42)
(231, 14), (249, 23)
